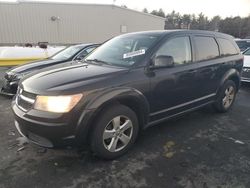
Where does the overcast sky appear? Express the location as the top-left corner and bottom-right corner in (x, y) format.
(1, 0), (250, 18)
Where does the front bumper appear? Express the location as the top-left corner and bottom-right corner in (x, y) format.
(12, 101), (77, 148)
(12, 98), (96, 148)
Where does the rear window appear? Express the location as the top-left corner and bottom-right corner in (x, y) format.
(218, 38), (238, 56)
(194, 36), (219, 61)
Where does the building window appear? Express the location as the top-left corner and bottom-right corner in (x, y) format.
(121, 25), (127, 33)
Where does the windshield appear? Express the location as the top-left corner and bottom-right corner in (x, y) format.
(236, 41), (250, 51)
(243, 48), (250, 55)
(51, 45), (83, 60)
(85, 34), (160, 67)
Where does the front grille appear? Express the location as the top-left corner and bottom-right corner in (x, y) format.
(17, 97), (33, 111)
(22, 90), (36, 99)
(242, 67), (250, 78)
(16, 89), (36, 112)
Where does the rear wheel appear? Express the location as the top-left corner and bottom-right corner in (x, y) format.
(90, 104), (139, 159)
(213, 80), (237, 113)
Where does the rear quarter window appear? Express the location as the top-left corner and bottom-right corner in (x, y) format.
(218, 38), (238, 56)
(194, 36), (220, 61)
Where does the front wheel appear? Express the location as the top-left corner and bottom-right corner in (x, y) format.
(213, 80), (237, 113)
(90, 104), (139, 159)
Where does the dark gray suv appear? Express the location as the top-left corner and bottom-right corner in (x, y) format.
(12, 30), (243, 159)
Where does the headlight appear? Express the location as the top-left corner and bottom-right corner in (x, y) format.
(34, 94), (83, 113)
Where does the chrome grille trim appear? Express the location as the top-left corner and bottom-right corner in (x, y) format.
(16, 89), (36, 112)
(243, 67), (250, 72)
(16, 97), (29, 112)
(20, 94), (35, 104)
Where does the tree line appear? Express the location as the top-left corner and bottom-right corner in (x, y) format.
(142, 8), (250, 39)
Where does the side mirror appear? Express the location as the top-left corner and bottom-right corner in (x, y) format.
(153, 55), (174, 68)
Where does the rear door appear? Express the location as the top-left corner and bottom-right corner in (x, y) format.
(191, 35), (221, 97)
(216, 37), (242, 79)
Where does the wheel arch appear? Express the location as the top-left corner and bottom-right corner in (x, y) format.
(75, 87), (150, 146)
(217, 68), (241, 93)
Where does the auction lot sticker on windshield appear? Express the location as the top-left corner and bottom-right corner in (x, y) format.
(123, 49), (145, 59)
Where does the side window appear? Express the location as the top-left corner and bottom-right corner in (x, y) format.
(194, 36), (219, 61)
(76, 47), (96, 59)
(85, 47), (96, 54)
(156, 36), (192, 65)
(217, 38), (238, 56)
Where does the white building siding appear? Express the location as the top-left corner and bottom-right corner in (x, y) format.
(0, 2), (165, 44)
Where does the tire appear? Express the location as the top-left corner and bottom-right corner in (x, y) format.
(90, 104), (139, 159)
(213, 80), (237, 113)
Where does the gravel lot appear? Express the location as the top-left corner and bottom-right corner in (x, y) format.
(0, 67), (250, 188)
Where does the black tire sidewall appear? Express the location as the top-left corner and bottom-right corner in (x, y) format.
(90, 104), (139, 159)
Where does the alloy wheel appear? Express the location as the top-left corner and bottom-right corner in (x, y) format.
(222, 86), (235, 109)
(102, 116), (133, 152)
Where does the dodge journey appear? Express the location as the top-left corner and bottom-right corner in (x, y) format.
(12, 30), (243, 159)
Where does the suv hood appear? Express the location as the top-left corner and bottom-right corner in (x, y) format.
(9, 58), (65, 74)
(21, 63), (128, 95)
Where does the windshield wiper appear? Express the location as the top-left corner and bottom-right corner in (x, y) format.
(85, 59), (111, 65)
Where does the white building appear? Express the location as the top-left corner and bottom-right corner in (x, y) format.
(0, 1), (165, 45)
